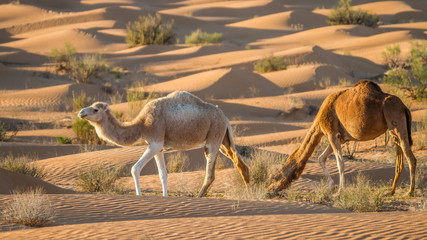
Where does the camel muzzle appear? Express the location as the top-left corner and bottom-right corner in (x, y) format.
(78, 110), (87, 119)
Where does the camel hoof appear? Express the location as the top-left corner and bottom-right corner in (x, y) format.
(403, 191), (415, 198)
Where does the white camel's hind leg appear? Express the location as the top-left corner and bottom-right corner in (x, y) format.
(154, 152), (168, 197)
(131, 142), (163, 196)
(318, 144), (334, 186)
(198, 144), (219, 197)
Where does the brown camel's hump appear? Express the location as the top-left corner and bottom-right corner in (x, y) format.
(354, 80), (384, 94)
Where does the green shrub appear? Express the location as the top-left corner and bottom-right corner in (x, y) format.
(0, 155), (46, 179)
(68, 54), (109, 83)
(185, 29), (223, 45)
(2, 188), (55, 227)
(125, 13), (175, 47)
(333, 173), (385, 212)
(254, 55), (288, 73)
(327, 0), (379, 27)
(381, 41), (427, 100)
(50, 41), (75, 73)
(50, 42), (109, 83)
(127, 82), (156, 118)
(56, 135), (73, 144)
(166, 152), (189, 173)
(72, 118), (104, 145)
(72, 90), (92, 112)
(76, 162), (123, 193)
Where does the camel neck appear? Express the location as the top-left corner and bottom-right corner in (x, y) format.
(94, 110), (143, 146)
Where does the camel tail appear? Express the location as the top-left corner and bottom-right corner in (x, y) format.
(268, 123), (324, 194)
(404, 107), (413, 146)
(220, 124), (250, 184)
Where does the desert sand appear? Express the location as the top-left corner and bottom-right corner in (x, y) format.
(0, 0), (426, 239)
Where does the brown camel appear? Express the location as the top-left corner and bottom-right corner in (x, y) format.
(268, 80), (417, 196)
(78, 91), (249, 197)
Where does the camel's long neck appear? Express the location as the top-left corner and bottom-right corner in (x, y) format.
(94, 111), (144, 146)
(269, 122), (324, 193)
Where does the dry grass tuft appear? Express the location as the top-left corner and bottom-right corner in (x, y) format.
(76, 162), (124, 193)
(2, 188), (56, 227)
(166, 152), (189, 173)
(0, 155), (46, 179)
(225, 149), (283, 200)
(333, 173), (385, 212)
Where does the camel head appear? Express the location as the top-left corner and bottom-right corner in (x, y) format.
(78, 102), (109, 122)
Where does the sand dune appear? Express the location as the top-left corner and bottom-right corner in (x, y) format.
(0, 168), (73, 194)
(145, 67), (283, 99)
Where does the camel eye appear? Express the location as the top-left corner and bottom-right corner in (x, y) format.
(94, 109), (98, 113)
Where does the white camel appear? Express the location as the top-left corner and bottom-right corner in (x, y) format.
(78, 91), (250, 197)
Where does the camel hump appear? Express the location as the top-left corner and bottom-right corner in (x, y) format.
(354, 80), (384, 93)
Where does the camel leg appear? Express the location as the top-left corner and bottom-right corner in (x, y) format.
(399, 138), (417, 196)
(318, 144), (334, 185)
(198, 144), (219, 198)
(328, 135), (345, 192)
(131, 142), (163, 196)
(154, 152), (168, 197)
(391, 144), (404, 195)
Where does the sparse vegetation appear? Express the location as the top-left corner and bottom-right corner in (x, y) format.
(185, 29), (223, 45)
(0, 155), (46, 179)
(343, 141), (359, 159)
(381, 41), (427, 100)
(2, 188), (56, 227)
(72, 118), (104, 145)
(125, 13), (175, 47)
(327, 0), (379, 27)
(72, 90), (92, 112)
(414, 112), (427, 150)
(127, 82), (156, 118)
(56, 135), (73, 144)
(50, 42), (109, 83)
(166, 152), (189, 173)
(253, 55), (288, 73)
(76, 162), (124, 193)
(226, 150), (283, 200)
(0, 121), (17, 142)
(333, 173), (385, 212)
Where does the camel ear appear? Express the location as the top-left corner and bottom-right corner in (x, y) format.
(95, 102), (109, 111)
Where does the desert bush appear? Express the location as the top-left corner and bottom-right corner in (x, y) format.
(166, 152), (189, 173)
(307, 178), (334, 204)
(125, 13), (175, 47)
(0, 121), (17, 142)
(381, 41), (427, 100)
(127, 82), (156, 118)
(50, 41), (75, 73)
(254, 55), (288, 73)
(72, 90), (92, 112)
(185, 29), (223, 45)
(416, 165), (427, 190)
(56, 135), (72, 144)
(333, 173), (385, 212)
(414, 112), (427, 150)
(2, 188), (55, 227)
(226, 150), (283, 200)
(50, 42), (109, 83)
(343, 141), (359, 159)
(68, 54), (109, 83)
(327, 0), (379, 27)
(0, 155), (46, 179)
(76, 162), (123, 193)
(72, 118), (104, 145)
